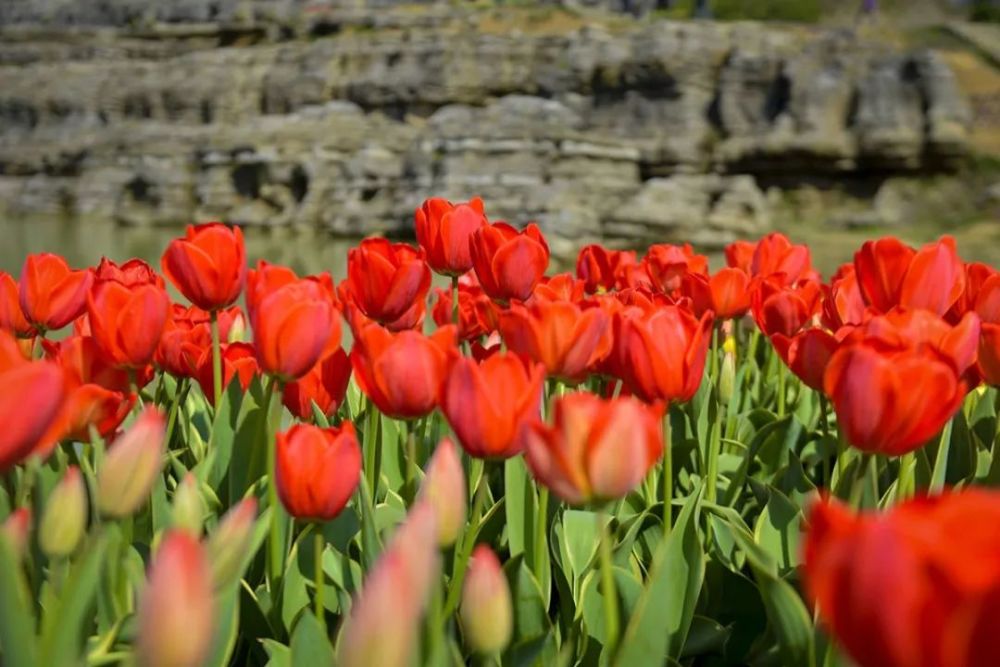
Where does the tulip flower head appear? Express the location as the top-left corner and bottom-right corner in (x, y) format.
(19, 253), (93, 333)
(418, 438), (467, 547)
(470, 221), (550, 303)
(161, 222), (247, 311)
(461, 546), (513, 655)
(39, 465), (87, 558)
(97, 407), (166, 518)
(275, 423), (361, 521)
(343, 238), (431, 330)
(0, 270), (35, 337)
(415, 196), (488, 277)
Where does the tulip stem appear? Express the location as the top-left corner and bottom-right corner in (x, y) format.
(364, 400), (380, 499)
(533, 486), (549, 587)
(264, 377), (285, 586)
(897, 452), (915, 502)
(662, 412), (673, 535)
(210, 310), (222, 409)
(451, 276), (460, 326)
(929, 417), (954, 494)
(163, 379), (189, 450)
(818, 394), (831, 488)
(313, 527), (326, 634)
(776, 362), (786, 417)
(443, 470), (488, 619)
(597, 511), (619, 654)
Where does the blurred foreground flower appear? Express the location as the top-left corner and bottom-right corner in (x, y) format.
(461, 545), (513, 655)
(97, 407), (166, 518)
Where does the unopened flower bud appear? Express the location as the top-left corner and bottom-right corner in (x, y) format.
(720, 336), (736, 405)
(207, 497), (257, 589)
(171, 473), (204, 536)
(460, 545), (512, 655)
(419, 438), (466, 547)
(97, 407), (165, 519)
(137, 531), (215, 667)
(39, 466), (87, 558)
(1, 508), (31, 560)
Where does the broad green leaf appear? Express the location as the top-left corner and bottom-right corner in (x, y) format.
(0, 534), (37, 667)
(281, 541), (310, 633)
(753, 487), (803, 573)
(616, 486), (704, 666)
(502, 555), (550, 642)
(204, 583), (241, 667)
(505, 457), (532, 558)
(290, 611), (334, 666)
(750, 564), (815, 667)
(561, 510), (605, 592)
(261, 639), (291, 667)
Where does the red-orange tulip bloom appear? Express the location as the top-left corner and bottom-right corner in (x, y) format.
(822, 264), (866, 330)
(155, 305), (212, 378)
(0, 271), (35, 337)
(441, 352), (544, 459)
(948, 261), (995, 323)
(275, 423), (361, 521)
(251, 277), (338, 381)
(824, 341), (966, 456)
(522, 392), (663, 505)
(56, 384), (134, 444)
(854, 236), (965, 316)
(343, 238), (431, 330)
(282, 347), (352, 420)
(576, 244), (637, 294)
(415, 196), (488, 276)
(614, 305), (713, 403)
(498, 298), (610, 383)
(94, 257), (165, 289)
(771, 328), (840, 392)
(749, 232), (814, 284)
(19, 253), (93, 332)
(974, 274), (1000, 385)
(430, 282), (497, 342)
(161, 222), (247, 311)
(44, 334), (133, 394)
(351, 322), (457, 419)
(724, 239), (756, 274)
(87, 275), (170, 369)
(683, 268), (751, 320)
(804, 492), (1000, 667)
(642, 243), (708, 296)
(0, 334), (66, 471)
(532, 273), (586, 303)
(470, 222), (550, 303)
(195, 343), (259, 406)
(750, 276), (822, 338)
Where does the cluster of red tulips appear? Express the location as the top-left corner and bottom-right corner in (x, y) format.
(2, 196), (1000, 667)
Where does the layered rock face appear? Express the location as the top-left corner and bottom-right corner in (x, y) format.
(0, 1), (971, 256)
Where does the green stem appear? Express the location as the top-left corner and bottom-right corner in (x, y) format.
(533, 486), (549, 585)
(897, 452), (914, 502)
(314, 527), (326, 634)
(848, 454), (872, 509)
(662, 411), (672, 535)
(443, 471), (488, 619)
(403, 422), (417, 503)
(264, 377), (284, 585)
(819, 393), (831, 489)
(210, 310), (223, 408)
(163, 379), (189, 450)
(929, 417), (955, 494)
(451, 275), (460, 326)
(598, 512), (619, 654)
(365, 399), (380, 499)
(776, 362), (786, 417)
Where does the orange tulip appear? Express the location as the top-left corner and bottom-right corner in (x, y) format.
(498, 298), (610, 383)
(749, 232), (814, 284)
(415, 196), (488, 276)
(155, 304), (212, 378)
(804, 492), (1000, 667)
(976, 274), (1000, 385)
(87, 273), (170, 369)
(683, 268), (751, 320)
(750, 275), (822, 338)
(822, 263), (866, 330)
(947, 261), (995, 323)
(342, 238), (431, 330)
(441, 351), (544, 459)
(195, 343), (259, 406)
(0, 332), (66, 471)
(854, 236), (965, 316)
(431, 281), (497, 342)
(522, 392), (663, 505)
(469, 222), (549, 303)
(275, 422), (361, 521)
(771, 328), (840, 392)
(137, 531), (215, 667)
(642, 243), (708, 296)
(576, 244), (637, 294)
(532, 273), (586, 303)
(724, 239), (756, 274)
(351, 321), (457, 420)
(44, 334), (133, 393)
(251, 275), (338, 381)
(0, 271), (35, 337)
(55, 383), (134, 444)
(613, 304), (713, 403)
(94, 257), (165, 289)
(282, 347), (351, 420)
(161, 222), (246, 311)
(19, 253), (93, 332)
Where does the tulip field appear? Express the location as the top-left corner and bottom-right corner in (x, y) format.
(2, 196), (1000, 667)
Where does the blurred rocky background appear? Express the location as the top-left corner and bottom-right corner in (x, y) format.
(1, 0), (999, 271)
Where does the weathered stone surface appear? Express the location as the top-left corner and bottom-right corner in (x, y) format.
(0, 3), (973, 255)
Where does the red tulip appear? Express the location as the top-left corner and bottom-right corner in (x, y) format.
(824, 339), (965, 456)
(771, 328), (840, 392)
(351, 322), (457, 419)
(275, 423), (361, 521)
(642, 243), (708, 296)
(87, 274), (170, 369)
(441, 351), (544, 459)
(576, 244), (637, 294)
(470, 222), (549, 303)
(613, 304), (713, 403)
(431, 282), (497, 342)
(683, 268), (751, 320)
(804, 492), (1000, 667)
(56, 384), (134, 444)
(155, 305), (212, 378)
(532, 273), (586, 303)
(195, 343), (259, 406)
(19, 253), (93, 332)
(415, 196), (488, 276)
(161, 222), (246, 311)
(948, 261), (996, 323)
(342, 238), (431, 330)
(750, 276), (822, 338)
(0, 271), (35, 337)
(0, 334), (66, 471)
(251, 275), (338, 381)
(854, 236), (965, 316)
(282, 347), (351, 420)
(523, 392), (663, 505)
(724, 240), (756, 274)
(750, 233), (813, 284)
(498, 298), (610, 383)
(44, 335), (133, 393)
(822, 264), (866, 330)
(94, 257), (165, 289)
(137, 531), (215, 667)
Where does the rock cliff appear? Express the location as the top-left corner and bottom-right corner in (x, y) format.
(0, 1), (973, 256)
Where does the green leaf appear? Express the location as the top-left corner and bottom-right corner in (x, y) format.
(261, 639), (291, 667)
(681, 615), (730, 658)
(204, 583), (241, 667)
(561, 510), (605, 592)
(502, 555), (550, 643)
(616, 486), (704, 666)
(281, 541), (310, 633)
(751, 565), (815, 667)
(505, 457), (532, 558)
(753, 487), (803, 573)
(0, 534), (37, 667)
(290, 611), (334, 667)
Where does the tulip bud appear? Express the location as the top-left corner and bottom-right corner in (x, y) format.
(419, 438), (466, 547)
(207, 497), (257, 590)
(460, 545), (513, 655)
(719, 335), (736, 405)
(171, 473), (204, 536)
(1, 508), (31, 560)
(97, 407), (165, 518)
(137, 531), (215, 667)
(39, 466), (87, 558)
(227, 310), (247, 343)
